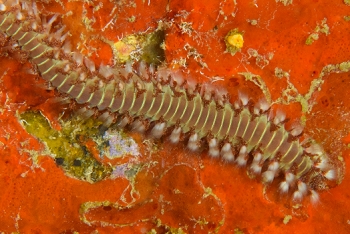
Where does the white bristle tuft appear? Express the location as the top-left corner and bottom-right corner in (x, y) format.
(310, 190), (320, 205)
(0, 4), (7, 11)
(222, 151), (235, 161)
(253, 106), (260, 115)
(151, 122), (166, 138)
(169, 127), (181, 143)
(290, 123), (304, 137)
(298, 182), (308, 196)
(253, 152), (262, 162)
(63, 41), (72, 54)
(293, 190), (303, 202)
(79, 72), (87, 81)
(268, 161), (279, 172)
(73, 52), (83, 66)
(84, 57), (95, 73)
(125, 62), (133, 74)
(236, 154), (247, 166)
(170, 70), (184, 86)
(324, 170), (336, 180)
(221, 143), (234, 161)
(118, 116), (131, 128)
(209, 138), (218, 148)
(238, 92), (249, 106)
(156, 66), (169, 82)
(250, 163), (262, 174)
(132, 120), (146, 133)
(209, 148), (220, 157)
(285, 172), (295, 184)
(138, 62), (149, 80)
(315, 156), (328, 170)
(279, 181), (289, 193)
(273, 109), (286, 125)
(16, 12), (24, 20)
(236, 146), (248, 166)
(234, 101), (240, 109)
(239, 145), (247, 155)
(221, 143), (231, 152)
(99, 64), (114, 78)
(31, 22), (38, 30)
(188, 133), (200, 151)
(305, 144), (323, 156)
(149, 64), (155, 75)
(208, 138), (220, 157)
(63, 64), (71, 73)
(262, 170), (275, 183)
(258, 98), (270, 112)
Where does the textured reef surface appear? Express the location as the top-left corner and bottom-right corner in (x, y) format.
(1, 0), (350, 233)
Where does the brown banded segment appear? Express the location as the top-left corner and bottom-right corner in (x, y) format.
(22, 38), (40, 51)
(179, 98), (195, 129)
(296, 156), (312, 177)
(281, 141), (301, 167)
(50, 72), (69, 88)
(216, 105), (233, 139)
(235, 112), (250, 138)
(211, 107), (225, 136)
(154, 91), (172, 120)
(75, 84), (92, 104)
(227, 114), (240, 141)
(194, 102), (210, 133)
(67, 83), (85, 98)
(199, 101), (217, 136)
(187, 95), (203, 128)
(109, 92), (124, 112)
(264, 128), (284, 156)
(163, 96), (179, 122)
(137, 85), (155, 115)
(37, 58), (55, 75)
(97, 83), (116, 110)
(18, 31), (37, 46)
(168, 95), (187, 125)
(88, 88), (104, 107)
(259, 126), (275, 148)
(129, 91), (146, 114)
(147, 91), (165, 117)
(58, 73), (79, 93)
(241, 118), (258, 143)
(119, 83), (136, 113)
(0, 15), (12, 30)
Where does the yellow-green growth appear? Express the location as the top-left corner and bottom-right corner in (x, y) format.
(224, 29), (244, 55)
(305, 18), (329, 45)
(141, 30), (166, 65)
(113, 30), (165, 65)
(20, 111), (112, 183)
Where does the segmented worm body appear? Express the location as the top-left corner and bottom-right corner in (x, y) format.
(0, 0), (338, 203)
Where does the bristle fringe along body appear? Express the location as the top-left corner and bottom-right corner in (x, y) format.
(0, 0), (339, 204)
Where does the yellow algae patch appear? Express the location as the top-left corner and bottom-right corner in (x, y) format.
(113, 30), (165, 64)
(224, 29), (244, 55)
(114, 35), (139, 62)
(19, 111), (112, 183)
